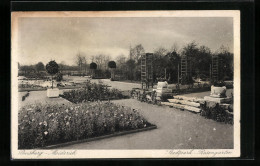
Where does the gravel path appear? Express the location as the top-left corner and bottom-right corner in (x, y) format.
(90, 79), (142, 91)
(58, 99), (233, 149)
(18, 79), (234, 149)
(18, 91), (71, 108)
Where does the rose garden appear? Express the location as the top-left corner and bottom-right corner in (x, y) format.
(18, 43), (234, 149)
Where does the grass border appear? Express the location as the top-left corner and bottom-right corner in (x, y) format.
(36, 125), (157, 149)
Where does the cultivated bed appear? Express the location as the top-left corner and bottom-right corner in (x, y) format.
(18, 101), (155, 149)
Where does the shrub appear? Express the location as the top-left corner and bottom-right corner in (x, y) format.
(62, 81), (127, 103)
(210, 80), (226, 87)
(200, 101), (233, 124)
(18, 102), (152, 149)
(55, 72), (63, 82)
(19, 84), (43, 89)
(180, 75), (194, 85)
(22, 72), (47, 80)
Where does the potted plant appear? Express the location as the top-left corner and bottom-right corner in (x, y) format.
(210, 80), (226, 98)
(108, 61), (116, 81)
(46, 60), (59, 98)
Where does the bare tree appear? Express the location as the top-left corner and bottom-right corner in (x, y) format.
(82, 57), (87, 73)
(170, 43), (180, 53)
(116, 54), (127, 70)
(91, 55), (95, 62)
(154, 46), (168, 58)
(216, 44), (230, 54)
(75, 53), (86, 74)
(95, 54), (105, 70)
(130, 44), (145, 62)
(104, 55), (111, 70)
(93, 54), (111, 70)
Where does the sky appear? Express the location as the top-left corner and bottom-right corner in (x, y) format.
(17, 17), (233, 65)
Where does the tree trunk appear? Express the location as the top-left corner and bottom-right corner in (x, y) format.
(111, 68), (115, 80)
(92, 69), (95, 78)
(51, 75), (53, 89)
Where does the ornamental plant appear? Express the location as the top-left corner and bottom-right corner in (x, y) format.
(62, 80), (127, 103)
(211, 80), (226, 87)
(55, 72), (63, 82)
(18, 102), (153, 149)
(90, 62), (97, 78)
(108, 61), (116, 80)
(46, 60), (59, 89)
(200, 101), (233, 124)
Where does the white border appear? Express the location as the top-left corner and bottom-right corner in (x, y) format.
(11, 10), (240, 159)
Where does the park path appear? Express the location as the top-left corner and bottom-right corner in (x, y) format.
(18, 81), (234, 149)
(63, 76), (143, 91)
(18, 91), (71, 108)
(89, 79), (233, 98)
(90, 79), (142, 91)
(58, 99), (233, 149)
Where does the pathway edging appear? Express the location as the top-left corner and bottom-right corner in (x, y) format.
(38, 125), (157, 149)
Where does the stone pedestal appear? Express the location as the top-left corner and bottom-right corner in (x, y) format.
(210, 86), (227, 98)
(157, 81), (168, 88)
(204, 96), (231, 104)
(47, 88), (60, 98)
(204, 85), (231, 103)
(59, 90), (64, 95)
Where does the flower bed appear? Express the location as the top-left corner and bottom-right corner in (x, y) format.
(172, 83), (211, 94)
(200, 101), (233, 124)
(19, 83), (43, 89)
(62, 81), (128, 103)
(18, 102), (153, 149)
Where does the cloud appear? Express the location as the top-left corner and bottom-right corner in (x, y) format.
(17, 17), (233, 65)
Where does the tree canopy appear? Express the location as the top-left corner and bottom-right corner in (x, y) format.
(108, 61), (116, 69)
(90, 62), (97, 70)
(46, 60), (59, 75)
(35, 62), (45, 72)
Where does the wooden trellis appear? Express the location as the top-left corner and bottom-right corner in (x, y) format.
(211, 55), (224, 81)
(141, 53), (154, 89)
(180, 55), (192, 83)
(212, 55), (219, 81)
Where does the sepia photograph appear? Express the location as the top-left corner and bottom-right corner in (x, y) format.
(11, 11), (240, 159)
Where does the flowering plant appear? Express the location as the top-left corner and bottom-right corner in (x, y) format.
(18, 101), (152, 149)
(200, 102), (233, 124)
(62, 81), (127, 103)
